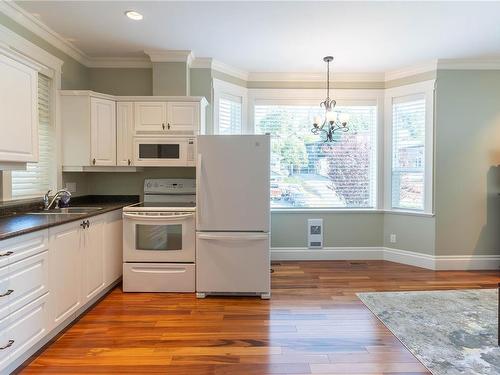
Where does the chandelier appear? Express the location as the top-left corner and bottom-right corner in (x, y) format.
(311, 56), (350, 142)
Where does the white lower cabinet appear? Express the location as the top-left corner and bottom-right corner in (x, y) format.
(49, 221), (83, 326)
(0, 209), (123, 372)
(0, 293), (50, 369)
(82, 216), (105, 302)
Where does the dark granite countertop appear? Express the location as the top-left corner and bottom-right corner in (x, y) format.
(0, 195), (139, 241)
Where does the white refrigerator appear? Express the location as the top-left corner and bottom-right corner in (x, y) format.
(196, 135), (271, 299)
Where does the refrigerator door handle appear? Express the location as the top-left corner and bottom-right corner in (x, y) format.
(197, 233), (269, 241)
(196, 153), (202, 224)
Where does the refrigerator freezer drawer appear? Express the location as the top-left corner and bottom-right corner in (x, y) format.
(196, 232), (270, 295)
(123, 263), (195, 292)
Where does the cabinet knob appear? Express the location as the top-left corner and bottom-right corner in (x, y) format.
(80, 221), (86, 229)
(0, 340), (14, 350)
(92, 158), (96, 165)
(162, 123), (165, 130)
(0, 289), (13, 298)
(85, 220), (90, 228)
(167, 123), (171, 130)
(128, 159), (131, 166)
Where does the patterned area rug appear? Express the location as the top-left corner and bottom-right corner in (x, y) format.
(357, 289), (500, 375)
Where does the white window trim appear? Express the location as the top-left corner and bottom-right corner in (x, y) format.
(384, 79), (435, 214)
(0, 23), (63, 201)
(249, 88), (385, 211)
(213, 78), (248, 134)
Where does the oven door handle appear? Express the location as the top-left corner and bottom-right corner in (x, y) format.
(123, 212), (195, 221)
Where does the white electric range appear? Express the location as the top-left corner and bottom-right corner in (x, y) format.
(122, 178), (196, 292)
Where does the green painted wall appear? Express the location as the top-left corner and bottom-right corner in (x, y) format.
(152, 62), (189, 95)
(190, 68), (213, 132)
(271, 212), (383, 248)
(0, 13), (89, 89)
(383, 214), (435, 255)
(434, 70), (500, 256)
(88, 68), (152, 96)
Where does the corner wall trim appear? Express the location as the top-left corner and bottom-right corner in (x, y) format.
(270, 247), (500, 271)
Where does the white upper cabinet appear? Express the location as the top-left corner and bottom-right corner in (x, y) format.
(0, 52), (39, 165)
(116, 102), (134, 166)
(134, 102), (166, 133)
(61, 92), (117, 169)
(134, 100), (204, 135)
(90, 98), (116, 166)
(167, 102), (199, 133)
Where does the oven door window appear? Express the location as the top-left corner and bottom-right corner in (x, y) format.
(135, 224), (182, 250)
(139, 144), (180, 159)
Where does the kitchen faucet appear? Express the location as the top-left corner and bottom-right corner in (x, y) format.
(43, 189), (72, 210)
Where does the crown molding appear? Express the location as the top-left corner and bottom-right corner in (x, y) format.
(248, 71), (385, 83)
(144, 49), (194, 64)
(437, 58), (500, 70)
(384, 60), (438, 81)
(0, 0), (88, 65)
(85, 56), (152, 68)
(212, 59), (249, 81)
(190, 57), (213, 69)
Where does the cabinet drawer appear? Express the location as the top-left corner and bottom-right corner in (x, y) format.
(0, 251), (49, 320)
(0, 293), (49, 371)
(123, 263), (195, 292)
(0, 231), (48, 268)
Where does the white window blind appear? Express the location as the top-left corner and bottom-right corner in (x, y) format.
(12, 74), (54, 198)
(391, 95), (426, 210)
(255, 104), (377, 208)
(218, 95), (242, 135)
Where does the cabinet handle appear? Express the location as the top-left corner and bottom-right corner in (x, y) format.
(85, 220), (90, 228)
(92, 158), (96, 165)
(80, 221), (86, 229)
(167, 123), (171, 130)
(0, 289), (13, 298)
(162, 123), (165, 130)
(128, 159), (131, 166)
(0, 340), (14, 350)
(0, 251), (13, 257)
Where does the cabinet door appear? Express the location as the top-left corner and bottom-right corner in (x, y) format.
(90, 97), (116, 166)
(134, 102), (166, 133)
(49, 222), (82, 326)
(0, 54), (38, 163)
(116, 102), (134, 166)
(166, 102), (198, 134)
(82, 217), (105, 302)
(103, 211), (122, 287)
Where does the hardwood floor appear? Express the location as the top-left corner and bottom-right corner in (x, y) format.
(21, 260), (499, 374)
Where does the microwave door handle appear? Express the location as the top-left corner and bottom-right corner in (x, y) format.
(123, 213), (194, 221)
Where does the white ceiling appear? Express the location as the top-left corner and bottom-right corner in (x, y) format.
(15, 1), (500, 73)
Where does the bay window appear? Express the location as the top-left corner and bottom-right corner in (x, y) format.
(386, 80), (434, 213)
(254, 103), (378, 209)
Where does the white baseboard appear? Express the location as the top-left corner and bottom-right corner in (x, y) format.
(271, 247), (384, 261)
(271, 247), (500, 271)
(383, 247), (435, 270)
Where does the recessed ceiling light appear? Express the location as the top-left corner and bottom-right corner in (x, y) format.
(125, 10), (143, 21)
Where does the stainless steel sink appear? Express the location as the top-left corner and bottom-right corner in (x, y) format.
(29, 207), (103, 215)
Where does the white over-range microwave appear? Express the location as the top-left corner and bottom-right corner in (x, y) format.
(133, 136), (196, 166)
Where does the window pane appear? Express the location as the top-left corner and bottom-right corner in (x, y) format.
(255, 105), (377, 208)
(12, 74), (54, 198)
(391, 97), (425, 210)
(218, 97), (242, 135)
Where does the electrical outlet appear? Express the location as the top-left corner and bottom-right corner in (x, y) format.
(65, 182), (77, 193)
(390, 234), (397, 243)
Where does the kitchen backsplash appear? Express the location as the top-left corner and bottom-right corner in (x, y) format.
(62, 167), (196, 199)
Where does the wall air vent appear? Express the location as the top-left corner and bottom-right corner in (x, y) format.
(308, 218), (323, 249)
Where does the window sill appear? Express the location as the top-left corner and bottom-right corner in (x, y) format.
(271, 208), (435, 217)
